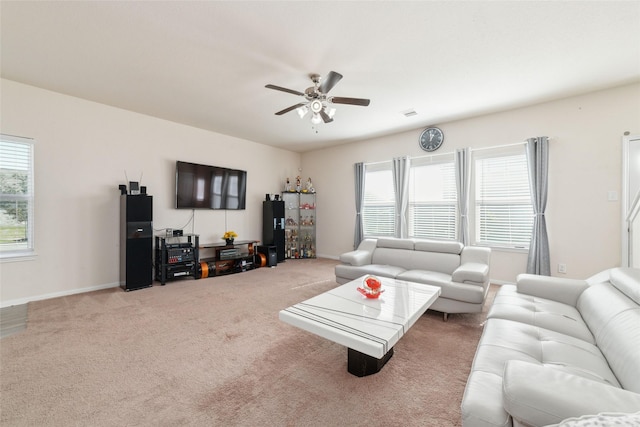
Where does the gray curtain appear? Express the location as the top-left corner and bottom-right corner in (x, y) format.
(526, 137), (550, 275)
(354, 162), (364, 248)
(456, 148), (471, 246)
(392, 156), (409, 238)
(455, 148), (471, 245)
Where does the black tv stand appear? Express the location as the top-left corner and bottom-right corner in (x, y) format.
(199, 240), (259, 277)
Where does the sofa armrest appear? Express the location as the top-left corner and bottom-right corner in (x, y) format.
(339, 238), (377, 266)
(503, 360), (640, 427)
(452, 262), (489, 285)
(339, 250), (371, 266)
(516, 274), (589, 306)
(460, 245), (491, 265)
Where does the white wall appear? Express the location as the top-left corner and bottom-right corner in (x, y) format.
(303, 83), (640, 282)
(0, 79), (301, 306)
(2, 80), (638, 305)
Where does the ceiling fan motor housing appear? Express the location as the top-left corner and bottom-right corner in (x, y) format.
(305, 86), (321, 99)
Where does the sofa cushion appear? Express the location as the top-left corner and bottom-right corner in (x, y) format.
(594, 307), (640, 393)
(376, 237), (414, 250)
(414, 239), (463, 254)
(488, 285), (595, 344)
(402, 250), (461, 275)
(371, 247), (415, 267)
(578, 276), (640, 393)
(516, 274), (589, 307)
(398, 270), (486, 303)
(473, 319), (619, 386)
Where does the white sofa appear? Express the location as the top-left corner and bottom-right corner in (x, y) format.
(335, 238), (491, 319)
(461, 267), (640, 427)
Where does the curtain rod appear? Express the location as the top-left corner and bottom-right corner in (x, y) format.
(363, 151), (454, 166)
(471, 137), (554, 153)
(1, 133), (34, 141)
(471, 141), (526, 152)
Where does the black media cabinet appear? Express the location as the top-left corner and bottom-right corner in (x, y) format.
(154, 234), (199, 285)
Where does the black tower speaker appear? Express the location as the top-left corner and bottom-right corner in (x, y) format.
(120, 194), (153, 291)
(257, 245), (277, 267)
(262, 200), (285, 262)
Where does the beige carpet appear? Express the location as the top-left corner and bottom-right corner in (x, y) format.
(0, 258), (495, 426)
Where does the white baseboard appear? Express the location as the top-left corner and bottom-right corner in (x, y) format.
(1, 282), (120, 308)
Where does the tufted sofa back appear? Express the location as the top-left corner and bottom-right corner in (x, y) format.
(578, 268), (640, 393)
(371, 238), (463, 275)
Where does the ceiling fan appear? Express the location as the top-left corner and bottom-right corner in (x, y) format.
(265, 71), (370, 124)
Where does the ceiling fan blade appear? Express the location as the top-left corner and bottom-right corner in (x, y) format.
(275, 103), (307, 115)
(265, 84), (305, 97)
(318, 71), (343, 94)
(319, 108), (334, 123)
(330, 96), (371, 106)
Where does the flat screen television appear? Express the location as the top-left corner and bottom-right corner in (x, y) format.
(175, 161), (247, 210)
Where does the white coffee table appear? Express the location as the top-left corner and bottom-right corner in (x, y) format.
(279, 275), (441, 376)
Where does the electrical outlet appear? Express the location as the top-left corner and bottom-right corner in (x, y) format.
(558, 263), (567, 274)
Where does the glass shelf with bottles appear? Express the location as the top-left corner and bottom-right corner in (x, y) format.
(282, 192), (316, 259)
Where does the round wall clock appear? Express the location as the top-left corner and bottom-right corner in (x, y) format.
(419, 127), (444, 152)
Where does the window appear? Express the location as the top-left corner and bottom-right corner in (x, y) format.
(408, 155), (457, 240)
(473, 145), (532, 248)
(0, 134), (35, 258)
(362, 162), (395, 237)
(359, 143), (533, 247)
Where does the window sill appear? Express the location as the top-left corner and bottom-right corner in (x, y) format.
(474, 244), (529, 254)
(0, 251), (38, 263)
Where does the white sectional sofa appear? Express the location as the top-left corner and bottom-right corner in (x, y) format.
(335, 238), (491, 319)
(461, 267), (640, 427)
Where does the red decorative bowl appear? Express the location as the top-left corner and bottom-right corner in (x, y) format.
(357, 287), (384, 299)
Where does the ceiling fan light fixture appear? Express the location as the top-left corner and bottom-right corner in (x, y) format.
(297, 105), (309, 119)
(311, 113), (322, 125)
(326, 107), (336, 118)
(310, 99), (323, 114)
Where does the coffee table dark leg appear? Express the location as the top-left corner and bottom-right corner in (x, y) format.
(347, 347), (394, 377)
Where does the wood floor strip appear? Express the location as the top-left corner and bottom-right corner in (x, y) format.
(0, 304), (28, 339)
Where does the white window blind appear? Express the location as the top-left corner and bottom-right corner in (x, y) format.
(0, 134), (35, 256)
(362, 162), (395, 237)
(473, 145), (532, 248)
(408, 154), (457, 240)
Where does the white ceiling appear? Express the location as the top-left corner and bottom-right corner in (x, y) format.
(2, 1), (639, 153)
